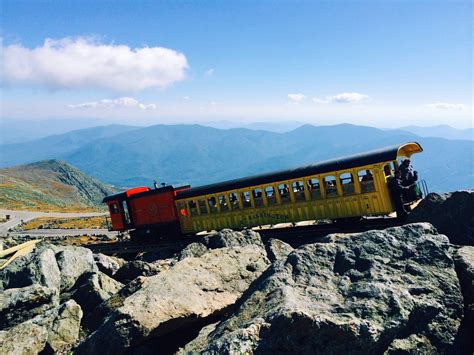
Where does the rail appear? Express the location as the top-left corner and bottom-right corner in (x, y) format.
(417, 179), (429, 198)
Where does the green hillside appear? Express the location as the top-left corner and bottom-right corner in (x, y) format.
(0, 160), (116, 211)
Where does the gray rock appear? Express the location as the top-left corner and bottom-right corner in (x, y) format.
(47, 300), (83, 352)
(0, 319), (49, 354)
(408, 190), (474, 245)
(385, 334), (436, 354)
(94, 253), (125, 276)
(204, 229), (264, 249)
(265, 238), (294, 262)
(55, 246), (98, 292)
(113, 260), (160, 284)
(71, 272), (123, 314)
(179, 242), (209, 260)
(0, 246), (60, 291)
(184, 223), (463, 354)
(0, 284), (59, 329)
(76, 245), (270, 354)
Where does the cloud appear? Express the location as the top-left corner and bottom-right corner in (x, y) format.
(287, 93), (306, 103)
(205, 68), (214, 77)
(1, 37), (189, 91)
(68, 97), (157, 110)
(426, 102), (466, 110)
(313, 92), (370, 104)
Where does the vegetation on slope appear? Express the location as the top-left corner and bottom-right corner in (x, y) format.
(0, 160), (116, 212)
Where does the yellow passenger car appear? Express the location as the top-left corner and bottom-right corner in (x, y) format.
(175, 142), (423, 234)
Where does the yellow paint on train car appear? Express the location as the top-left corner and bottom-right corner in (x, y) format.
(176, 143), (423, 234)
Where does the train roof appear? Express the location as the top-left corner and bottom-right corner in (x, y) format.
(176, 142), (423, 200)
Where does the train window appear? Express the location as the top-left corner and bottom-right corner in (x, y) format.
(229, 192), (240, 210)
(340, 172), (355, 195)
(358, 170), (375, 193)
(188, 200), (198, 216)
(278, 183), (291, 203)
(252, 188), (263, 207)
(198, 199), (208, 214)
(241, 191), (252, 208)
(218, 195), (229, 212)
(122, 200), (131, 225)
(265, 186), (277, 205)
(292, 181), (306, 201)
(109, 203), (119, 214)
(384, 164), (392, 177)
(324, 176), (338, 197)
(207, 196), (218, 214)
(307, 178), (321, 199)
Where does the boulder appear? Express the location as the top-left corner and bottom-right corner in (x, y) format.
(385, 334), (436, 354)
(94, 253), (125, 277)
(204, 229), (265, 249)
(113, 260), (160, 284)
(0, 246), (60, 291)
(179, 242), (209, 260)
(76, 245), (270, 354)
(55, 246), (98, 292)
(265, 238), (294, 262)
(47, 300), (83, 352)
(408, 190), (474, 245)
(184, 223), (463, 354)
(0, 319), (49, 354)
(0, 284), (59, 329)
(70, 272), (124, 314)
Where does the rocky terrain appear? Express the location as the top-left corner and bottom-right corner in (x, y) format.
(0, 160), (116, 211)
(0, 190), (473, 354)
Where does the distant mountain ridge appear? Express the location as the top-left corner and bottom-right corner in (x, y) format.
(399, 125), (473, 141)
(0, 123), (472, 193)
(0, 160), (116, 211)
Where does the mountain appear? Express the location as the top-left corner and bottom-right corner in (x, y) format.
(0, 123), (472, 193)
(0, 124), (139, 167)
(0, 160), (117, 211)
(399, 125), (473, 140)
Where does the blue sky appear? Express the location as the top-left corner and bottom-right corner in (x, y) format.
(1, 0), (472, 128)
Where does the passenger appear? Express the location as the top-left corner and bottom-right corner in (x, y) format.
(388, 170), (411, 218)
(153, 180), (158, 189)
(361, 170), (373, 182)
(399, 158), (419, 201)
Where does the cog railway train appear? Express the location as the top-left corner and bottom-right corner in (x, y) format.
(103, 142), (426, 240)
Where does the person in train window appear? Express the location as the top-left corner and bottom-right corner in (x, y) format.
(361, 170), (373, 181)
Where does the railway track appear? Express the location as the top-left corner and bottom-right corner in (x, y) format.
(84, 217), (402, 256)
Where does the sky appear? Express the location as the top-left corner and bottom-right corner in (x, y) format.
(1, 0), (473, 128)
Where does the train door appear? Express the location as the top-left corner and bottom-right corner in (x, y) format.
(121, 199), (133, 228)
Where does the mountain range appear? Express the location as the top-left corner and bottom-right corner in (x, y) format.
(0, 123), (472, 193)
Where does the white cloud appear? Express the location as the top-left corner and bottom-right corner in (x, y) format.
(183, 96), (190, 100)
(313, 92), (370, 104)
(1, 37), (189, 91)
(287, 93), (306, 103)
(68, 97), (157, 110)
(426, 102), (466, 110)
(205, 68), (214, 77)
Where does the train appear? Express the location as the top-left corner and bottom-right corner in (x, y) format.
(103, 142), (426, 240)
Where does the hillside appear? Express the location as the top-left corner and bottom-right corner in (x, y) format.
(0, 160), (116, 211)
(0, 123), (472, 192)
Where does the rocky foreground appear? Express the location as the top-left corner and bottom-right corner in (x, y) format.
(0, 191), (473, 354)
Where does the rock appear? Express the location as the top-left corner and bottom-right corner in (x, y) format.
(385, 334), (436, 354)
(47, 300), (83, 352)
(179, 242), (209, 260)
(0, 246), (60, 291)
(265, 238), (294, 262)
(408, 191), (474, 245)
(113, 260), (160, 283)
(0, 284), (59, 329)
(94, 253), (125, 277)
(70, 272), (124, 314)
(184, 223), (463, 354)
(55, 246), (98, 292)
(76, 245), (270, 354)
(204, 229), (264, 249)
(82, 276), (146, 332)
(0, 319), (49, 354)
(452, 246), (474, 354)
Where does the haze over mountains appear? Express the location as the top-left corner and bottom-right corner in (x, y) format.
(0, 123), (472, 193)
